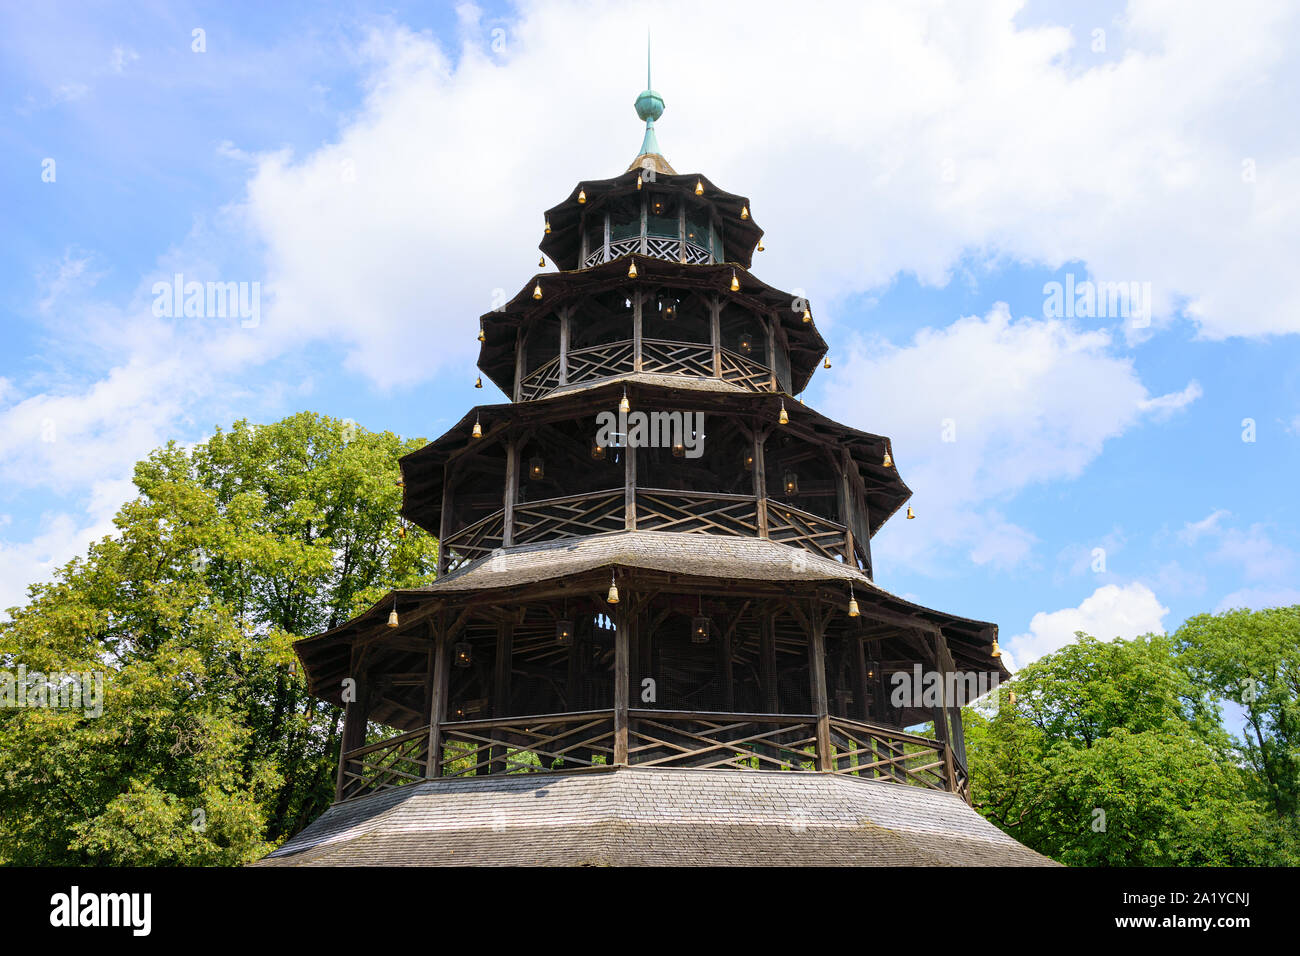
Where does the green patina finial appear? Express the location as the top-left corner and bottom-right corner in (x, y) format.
(634, 31), (664, 157)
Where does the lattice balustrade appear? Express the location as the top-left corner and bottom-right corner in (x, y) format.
(635, 489), (759, 536)
(437, 711), (616, 777)
(338, 728), (431, 801)
(719, 347), (774, 392)
(608, 237), (640, 260)
(645, 236), (680, 260)
(767, 502), (847, 562)
(442, 510), (506, 572)
(640, 338), (715, 378)
(518, 356), (561, 401)
(513, 491), (625, 545)
(826, 717), (951, 791)
(627, 711), (820, 771)
(681, 240), (712, 264)
(566, 340), (635, 385)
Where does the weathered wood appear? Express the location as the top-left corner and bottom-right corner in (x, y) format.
(613, 600), (630, 765)
(760, 610), (778, 713)
(425, 614), (450, 778)
(807, 602), (833, 772)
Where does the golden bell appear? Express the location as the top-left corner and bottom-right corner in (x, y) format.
(397, 525), (406, 539)
(802, 307), (812, 323)
(636, 174), (643, 190)
(475, 376), (482, 388)
(882, 450), (893, 468)
(628, 260), (638, 278)
(823, 357), (831, 369)
(577, 188), (586, 203)
(695, 179), (704, 195)
(477, 327), (485, 343)
(779, 401), (789, 425)
(545, 218), (551, 234)
(607, 580), (620, 605)
(533, 284), (543, 300)
(1008, 690), (1016, 706)
(730, 272), (740, 292)
(395, 477), (404, 488)
(906, 506), (916, 520)
(740, 205), (749, 220)
(619, 390), (630, 414)
(848, 596), (860, 618)
(387, 609), (399, 628)
(757, 240), (765, 252)
(539, 256), (545, 267)
(991, 639), (1001, 659)
(472, 419), (482, 439)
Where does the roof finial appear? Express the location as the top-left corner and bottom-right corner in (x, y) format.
(634, 29), (665, 159)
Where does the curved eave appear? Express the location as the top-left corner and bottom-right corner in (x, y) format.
(477, 256), (828, 395)
(539, 170), (763, 271)
(293, 533), (1007, 707)
(398, 379), (910, 540)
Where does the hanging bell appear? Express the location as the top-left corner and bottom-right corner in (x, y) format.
(477, 326), (485, 343)
(1008, 690), (1016, 707)
(545, 218), (551, 234)
(619, 390), (630, 414)
(577, 188), (586, 203)
(906, 506), (916, 520)
(695, 179), (704, 195)
(757, 240), (764, 252)
(533, 284), (543, 300)
(606, 574), (620, 605)
(397, 525), (406, 539)
(636, 174), (643, 190)
(882, 450), (893, 468)
(539, 256), (545, 267)
(387, 609), (399, 628)
(802, 307), (812, 323)
(848, 592), (860, 618)
(823, 357), (832, 369)
(475, 376), (482, 388)
(740, 205), (749, 220)
(628, 260), (638, 278)
(395, 477), (404, 488)
(779, 400), (789, 425)
(730, 272), (740, 292)
(991, 639), (1001, 659)
(472, 418), (482, 439)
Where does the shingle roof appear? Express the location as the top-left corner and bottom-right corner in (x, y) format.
(255, 766), (1056, 866)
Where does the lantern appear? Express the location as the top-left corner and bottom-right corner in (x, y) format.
(555, 619), (573, 646)
(454, 642), (473, 667)
(691, 614), (711, 644)
(591, 441), (606, 461)
(783, 471), (799, 495)
(528, 455), (545, 480)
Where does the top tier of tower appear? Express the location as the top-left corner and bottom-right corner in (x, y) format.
(475, 73), (829, 402)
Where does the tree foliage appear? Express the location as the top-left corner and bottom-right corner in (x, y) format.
(965, 626), (1299, 866)
(0, 413), (435, 865)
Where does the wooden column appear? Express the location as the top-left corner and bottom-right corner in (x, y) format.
(624, 439), (637, 531)
(838, 452), (856, 565)
(766, 317), (778, 392)
(437, 463), (452, 577)
(488, 619), (514, 774)
(760, 611), (778, 713)
(633, 289), (643, 372)
(558, 309), (570, 386)
(513, 327), (524, 402)
(710, 298), (722, 379)
(718, 613), (735, 712)
(807, 605), (833, 772)
(502, 440), (519, 548)
(613, 597), (631, 765)
(425, 616), (450, 778)
(753, 427), (769, 538)
(335, 671), (371, 800)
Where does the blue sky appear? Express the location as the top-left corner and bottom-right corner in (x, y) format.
(2, 0), (1299, 671)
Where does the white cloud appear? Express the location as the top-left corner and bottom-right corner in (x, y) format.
(1006, 581), (1170, 667)
(1214, 586), (1300, 613)
(109, 46), (138, 74)
(1179, 508), (1230, 544)
(1139, 380), (1203, 419)
(821, 304), (1196, 570)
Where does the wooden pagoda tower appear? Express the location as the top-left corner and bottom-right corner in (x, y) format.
(264, 66), (1050, 866)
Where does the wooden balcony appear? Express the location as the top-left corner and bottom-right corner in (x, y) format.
(338, 708), (967, 801)
(516, 335), (776, 402)
(440, 488), (857, 574)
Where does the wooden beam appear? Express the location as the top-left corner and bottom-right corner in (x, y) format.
(613, 599), (631, 765)
(807, 600), (833, 772)
(426, 612), (450, 778)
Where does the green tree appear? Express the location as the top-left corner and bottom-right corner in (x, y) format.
(965, 632), (1289, 866)
(0, 412), (435, 865)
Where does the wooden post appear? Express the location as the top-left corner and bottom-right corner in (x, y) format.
(502, 440), (519, 548)
(488, 620), (514, 774)
(718, 613), (735, 712)
(614, 597), (630, 766)
(753, 427), (769, 538)
(766, 317), (778, 392)
(633, 289), (643, 372)
(624, 438), (637, 531)
(437, 463), (452, 577)
(425, 616), (450, 778)
(513, 327), (524, 402)
(335, 672), (371, 800)
(807, 604), (833, 772)
(710, 298), (722, 379)
(559, 309), (570, 386)
(603, 210), (611, 262)
(760, 611), (778, 713)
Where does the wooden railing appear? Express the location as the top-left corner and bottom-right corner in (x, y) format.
(641, 338), (714, 378)
(719, 347), (773, 392)
(766, 501), (848, 563)
(518, 355), (562, 401)
(514, 490), (624, 544)
(336, 709), (965, 801)
(441, 509), (505, 572)
(636, 489), (759, 537)
(567, 340), (635, 386)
